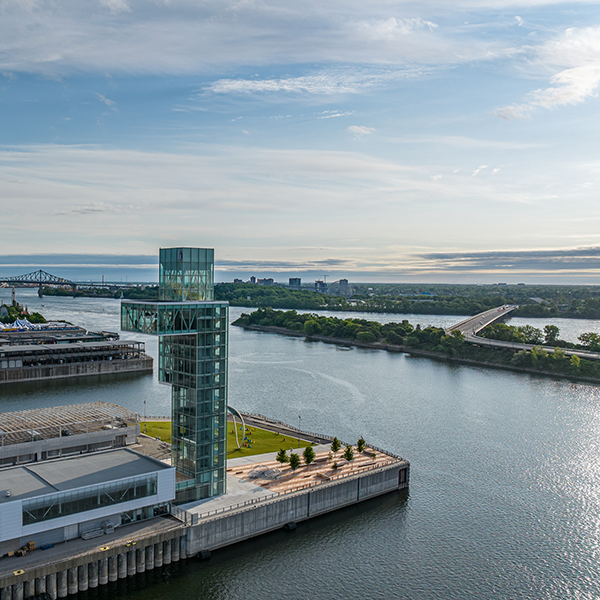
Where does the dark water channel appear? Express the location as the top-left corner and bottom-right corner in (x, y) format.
(2, 289), (600, 599)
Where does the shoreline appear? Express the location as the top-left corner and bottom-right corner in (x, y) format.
(234, 322), (600, 386)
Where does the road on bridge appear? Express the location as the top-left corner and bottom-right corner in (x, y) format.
(447, 304), (600, 361)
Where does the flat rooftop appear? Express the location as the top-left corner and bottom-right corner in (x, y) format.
(0, 401), (139, 447)
(0, 448), (171, 503)
(0, 340), (144, 354)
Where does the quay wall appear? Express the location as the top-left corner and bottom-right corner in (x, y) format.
(0, 358), (153, 385)
(188, 461), (409, 554)
(0, 461), (408, 599)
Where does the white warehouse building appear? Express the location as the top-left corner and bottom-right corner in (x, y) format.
(0, 449), (175, 556)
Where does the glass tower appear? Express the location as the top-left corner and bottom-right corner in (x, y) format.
(121, 248), (228, 504)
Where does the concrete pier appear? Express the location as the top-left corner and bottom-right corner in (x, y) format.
(154, 542), (163, 568)
(46, 573), (56, 600)
(127, 550), (136, 577)
(145, 546), (154, 571)
(89, 561), (98, 588)
(12, 583), (22, 600)
(57, 571), (67, 598)
(77, 564), (88, 592)
(99, 558), (108, 585)
(172, 539), (180, 562)
(163, 539), (172, 564)
(117, 553), (126, 580)
(109, 555), (118, 582)
(67, 569), (77, 596)
(35, 576), (46, 595)
(136, 548), (145, 574)
(23, 579), (34, 599)
(1, 587), (10, 600)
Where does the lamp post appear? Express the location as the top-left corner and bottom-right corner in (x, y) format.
(298, 414), (301, 448)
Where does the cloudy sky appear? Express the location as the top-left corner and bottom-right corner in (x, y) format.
(1, 0), (600, 283)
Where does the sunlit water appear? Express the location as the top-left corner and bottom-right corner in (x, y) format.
(2, 289), (600, 598)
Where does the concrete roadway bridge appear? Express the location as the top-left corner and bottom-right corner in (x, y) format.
(447, 304), (600, 361)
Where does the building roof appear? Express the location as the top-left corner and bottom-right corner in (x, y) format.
(0, 401), (139, 447)
(0, 340), (143, 354)
(0, 468), (56, 502)
(0, 449), (170, 503)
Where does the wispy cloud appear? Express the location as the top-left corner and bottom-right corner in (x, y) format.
(416, 246), (600, 274)
(96, 93), (115, 106)
(348, 125), (375, 138)
(205, 70), (424, 96)
(497, 26), (600, 119)
(0, 1), (519, 77)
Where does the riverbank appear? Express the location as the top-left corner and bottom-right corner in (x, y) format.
(235, 322), (600, 385)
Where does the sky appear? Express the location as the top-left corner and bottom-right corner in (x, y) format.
(1, 0), (600, 283)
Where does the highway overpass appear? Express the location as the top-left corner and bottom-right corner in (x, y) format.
(447, 305), (600, 361)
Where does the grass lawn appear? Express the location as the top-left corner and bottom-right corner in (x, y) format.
(140, 421), (311, 458)
(140, 421), (171, 443)
(227, 424), (311, 458)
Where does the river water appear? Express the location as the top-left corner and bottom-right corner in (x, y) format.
(2, 289), (600, 599)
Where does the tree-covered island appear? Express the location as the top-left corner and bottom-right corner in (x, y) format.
(234, 308), (600, 382)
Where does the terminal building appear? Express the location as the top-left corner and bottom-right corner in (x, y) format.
(0, 402), (175, 556)
(0, 449), (174, 556)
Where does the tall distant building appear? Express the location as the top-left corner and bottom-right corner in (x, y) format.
(315, 280), (328, 294)
(289, 277), (301, 289)
(121, 248), (228, 504)
(339, 279), (349, 296)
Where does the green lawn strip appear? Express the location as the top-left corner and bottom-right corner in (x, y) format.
(227, 424), (311, 458)
(140, 421), (311, 458)
(140, 421), (172, 443)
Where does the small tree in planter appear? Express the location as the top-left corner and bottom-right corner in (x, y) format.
(276, 448), (289, 465)
(343, 445), (354, 462)
(303, 446), (315, 466)
(357, 438), (366, 453)
(332, 462), (338, 470)
(289, 453), (301, 470)
(327, 451), (333, 462)
(331, 437), (341, 453)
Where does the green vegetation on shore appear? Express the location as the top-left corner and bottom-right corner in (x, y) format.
(216, 282), (600, 320)
(1, 303), (46, 324)
(235, 308), (600, 381)
(42, 286), (159, 300)
(479, 323), (600, 351)
(40, 281), (600, 320)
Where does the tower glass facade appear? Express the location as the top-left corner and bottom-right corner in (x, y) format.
(159, 247), (214, 302)
(121, 248), (227, 504)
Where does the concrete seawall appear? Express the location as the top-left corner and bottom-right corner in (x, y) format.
(188, 462), (408, 554)
(0, 357), (153, 384)
(0, 461), (408, 599)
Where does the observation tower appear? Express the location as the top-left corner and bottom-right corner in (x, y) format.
(121, 248), (228, 504)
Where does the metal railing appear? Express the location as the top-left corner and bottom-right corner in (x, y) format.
(193, 458), (404, 522)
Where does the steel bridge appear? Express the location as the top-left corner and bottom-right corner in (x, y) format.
(0, 270), (77, 297)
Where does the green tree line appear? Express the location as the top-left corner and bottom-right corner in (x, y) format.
(235, 308), (600, 381)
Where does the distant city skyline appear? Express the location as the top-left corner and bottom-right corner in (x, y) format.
(1, 1), (599, 282)
(3, 249), (600, 284)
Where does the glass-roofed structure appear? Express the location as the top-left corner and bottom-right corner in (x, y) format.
(121, 248), (228, 504)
